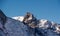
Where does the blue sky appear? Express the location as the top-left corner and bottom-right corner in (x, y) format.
(0, 0), (60, 23)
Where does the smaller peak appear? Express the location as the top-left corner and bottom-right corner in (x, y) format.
(23, 12), (37, 21)
(25, 12), (33, 17)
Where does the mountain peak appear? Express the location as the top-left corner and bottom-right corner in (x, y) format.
(11, 12), (60, 36)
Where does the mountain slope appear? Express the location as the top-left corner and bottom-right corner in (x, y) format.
(0, 17), (36, 36)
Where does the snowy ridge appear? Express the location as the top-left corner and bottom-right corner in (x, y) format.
(12, 16), (60, 36)
(12, 16), (24, 22)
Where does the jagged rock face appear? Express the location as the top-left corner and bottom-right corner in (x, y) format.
(23, 12), (37, 28)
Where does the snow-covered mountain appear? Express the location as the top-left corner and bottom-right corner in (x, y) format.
(12, 15), (60, 36)
(0, 10), (60, 36)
